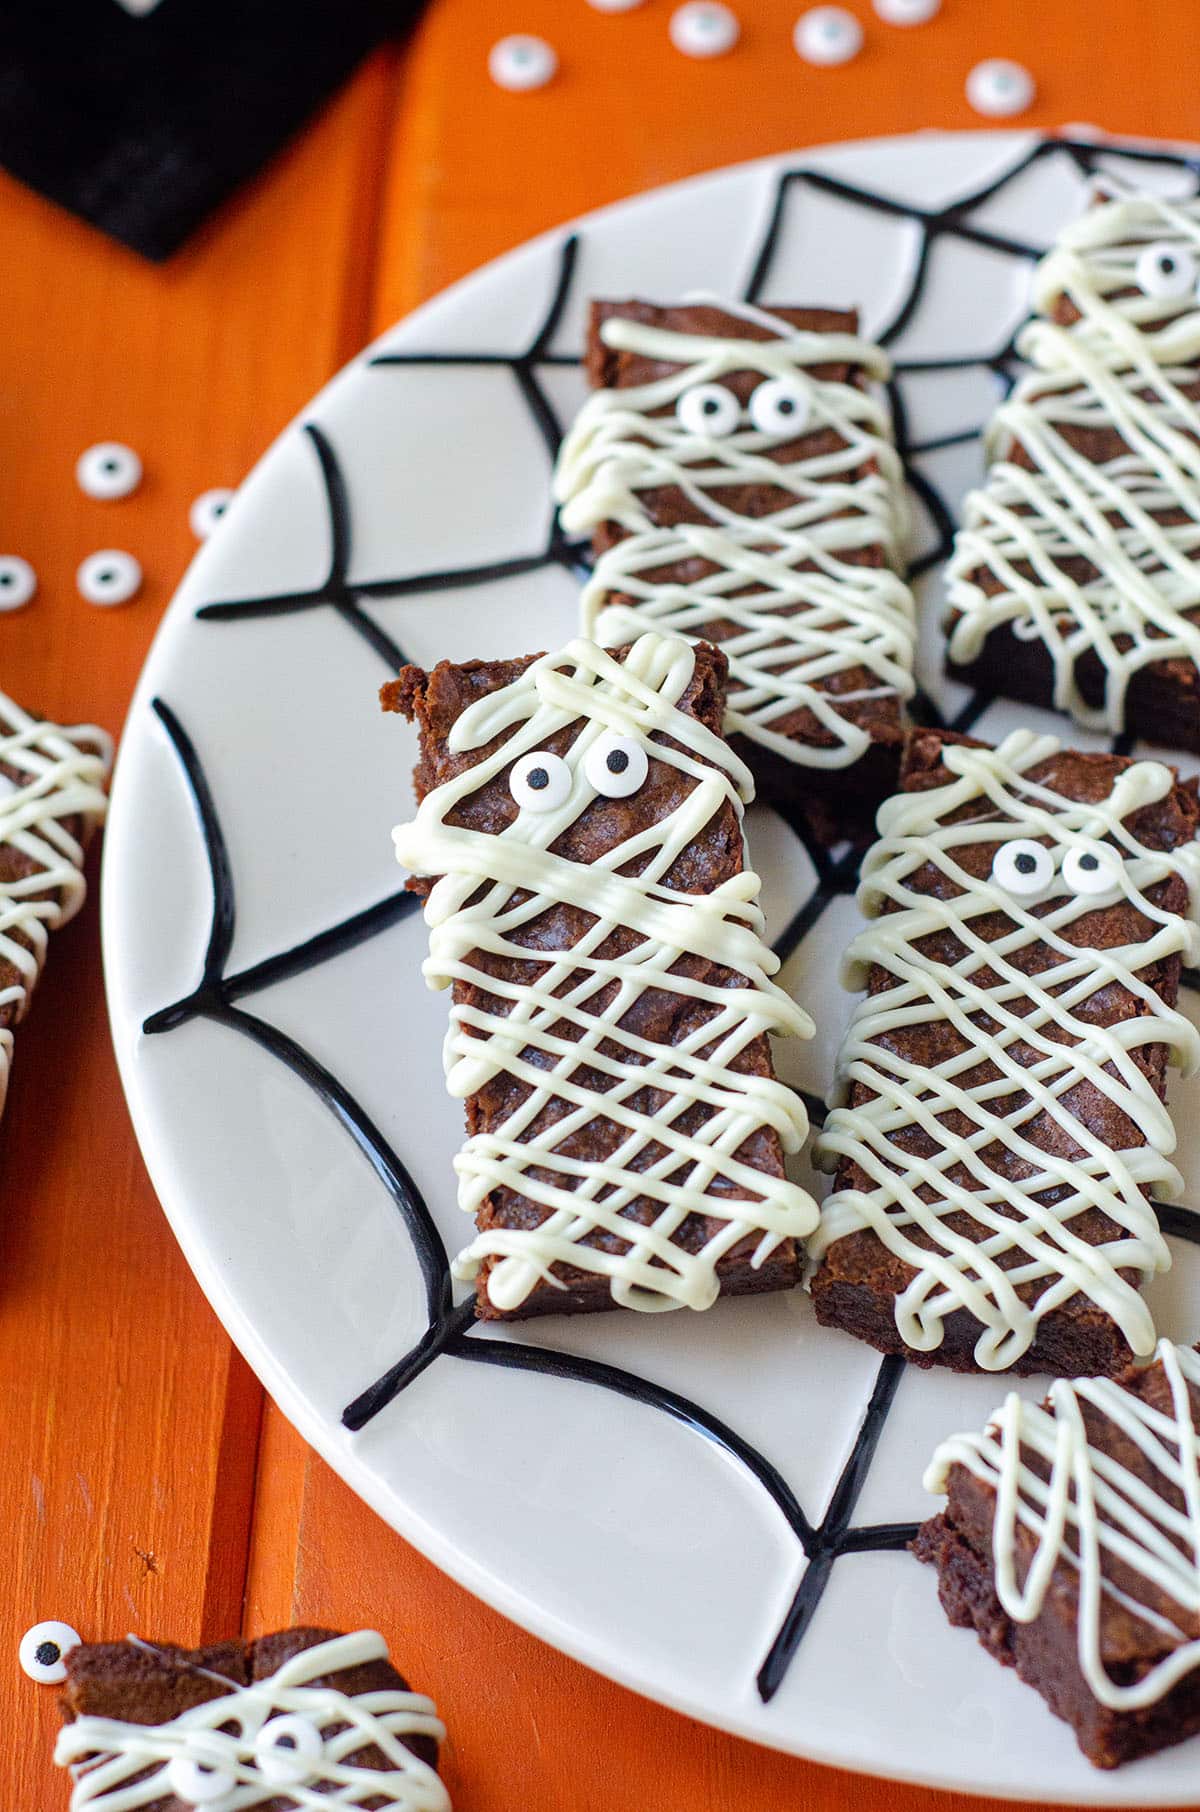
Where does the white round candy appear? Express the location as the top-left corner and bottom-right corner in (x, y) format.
(488, 34), (557, 91)
(20, 1621), (81, 1685)
(76, 442), (142, 501)
(1134, 241), (1199, 300)
(0, 556), (37, 611)
(77, 549), (142, 607)
(166, 1755), (236, 1804)
(966, 58), (1035, 119)
(510, 749), (572, 812)
(676, 383), (740, 437)
(873, 0), (938, 20)
(585, 732), (649, 799)
(669, 3), (739, 58)
(254, 1712), (324, 1785)
(749, 376), (811, 437)
(991, 838), (1054, 899)
(793, 6), (863, 66)
(190, 488), (235, 540)
(1062, 838), (1123, 898)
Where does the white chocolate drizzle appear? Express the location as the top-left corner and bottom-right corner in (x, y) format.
(812, 728), (1200, 1370)
(947, 186), (1200, 731)
(392, 633), (817, 1313)
(925, 1339), (1200, 1711)
(53, 1630), (450, 1810)
(0, 693), (111, 1113)
(553, 304), (916, 770)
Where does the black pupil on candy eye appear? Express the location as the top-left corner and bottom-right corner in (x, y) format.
(1014, 853), (1037, 875)
(527, 767), (549, 790)
(0, 575), (11, 587)
(35, 1642), (59, 1666)
(1081, 852), (1099, 870)
(777, 397), (795, 414)
(702, 397), (721, 414)
(104, 460), (118, 473)
(276, 1734), (297, 1751)
(606, 749), (629, 774)
(1159, 255), (1176, 275)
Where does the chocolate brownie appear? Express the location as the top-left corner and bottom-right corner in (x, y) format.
(553, 299), (915, 836)
(386, 633), (817, 1319)
(945, 188), (1200, 750)
(810, 725), (1200, 1375)
(54, 1626), (446, 1804)
(916, 1342), (1200, 1769)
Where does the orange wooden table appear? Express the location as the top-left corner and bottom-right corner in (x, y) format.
(5, 2), (1199, 1805)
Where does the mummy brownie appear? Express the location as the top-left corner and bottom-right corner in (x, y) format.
(916, 1341), (1200, 1769)
(387, 632), (818, 1319)
(0, 692), (111, 1117)
(810, 726), (1200, 1375)
(553, 299), (916, 837)
(946, 185), (1200, 749)
(53, 1627), (449, 1809)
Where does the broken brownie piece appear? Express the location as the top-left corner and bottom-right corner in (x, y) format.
(0, 690), (110, 1114)
(810, 725), (1200, 1374)
(945, 186), (1200, 749)
(553, 299), (916, 833)
(386, 631), (817, 1320)
(916, 1340), (1200, 1769)
(54, 1626), (447, 1806)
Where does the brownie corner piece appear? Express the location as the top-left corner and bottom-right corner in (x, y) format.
(916, 1342), (1200, 1769)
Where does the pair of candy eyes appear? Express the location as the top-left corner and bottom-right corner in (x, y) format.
(1135, 240), (1200, 302)
(674, 375), (809, 440)
(164, 1713), (324, 1799)
(510, 732), (647, 812)
(991, 837), (1123, 900)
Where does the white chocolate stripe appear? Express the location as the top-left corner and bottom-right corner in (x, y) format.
(552, 305), (916, 769)
(812, 729), (1200, 1371)
(392, 634), (817, 1314)
(947, 188), (1200, 731)
(925, 1340), (1200, 1711)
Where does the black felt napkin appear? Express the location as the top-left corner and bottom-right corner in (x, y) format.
(0, 0), (421, 261)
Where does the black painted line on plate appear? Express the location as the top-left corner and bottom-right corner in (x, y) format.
(150, 698), (236, 987)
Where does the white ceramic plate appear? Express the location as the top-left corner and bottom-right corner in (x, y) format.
(104, 130), (1200, 1803)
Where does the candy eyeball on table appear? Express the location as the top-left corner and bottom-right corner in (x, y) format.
(873, 0), (939, 22)
(76, 441), (142, 501)
(77, 549), (142, 607)
(0, 555), (37, 611)
(20, 1621), (81, 1685)
(793, 6), (863, 67)
(190, 487), (235, 539)
(669, 3), (740, 58)
(488, 34), (557, 91)
(965, 58), (1036, 118)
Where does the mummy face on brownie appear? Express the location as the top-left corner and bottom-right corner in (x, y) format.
(1031, 186), (1200, 334)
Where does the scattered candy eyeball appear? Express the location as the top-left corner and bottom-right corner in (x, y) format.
(190, 487), (235, 540)
(676, 382), (740, 437)
(1063, 839), (1123, 897)
(965, 58), (1035, 119)
(1134, 242), (1199, 300)
(793, 6), (863, 66)
(76, 442), (142, 501)
(669, 2), (739, 58)
(77, 549), (142, 608)
(991, 838), (1054, 900)
(488, 34), (557, 91)
(750, 376), (810, 436)
(585, 731), (649, 799)
(166, 1755), (237, 1804)
(873, 0), (938, 20)
(254, 1713), (324, 1785)
(0, 556), (37, 612)
(510, 748), (572, 812)
(20, 1621), (81, 1685)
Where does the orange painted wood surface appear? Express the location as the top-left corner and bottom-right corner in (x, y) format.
(2, 3), (1197, 1807)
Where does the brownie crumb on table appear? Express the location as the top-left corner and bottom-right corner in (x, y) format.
(810, 724), (1200, 1375)
(386, 631), (817, 1320)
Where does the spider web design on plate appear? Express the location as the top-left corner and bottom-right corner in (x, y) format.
(144, 133), (1200, 1706)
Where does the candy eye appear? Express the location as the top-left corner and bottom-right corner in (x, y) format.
(991, 839), (1055, 899)
(1135, 241), (1199, 299)
(675, 383), (740, 438)
(1062, 838), (1123, 897)
(166, 1755), (237, 1804)
(19, 1621), (81, 1684)
(254, 1712), (324, 1784)
(509, 749), (571, 812)
(76, 442), (142, 501)
(76, 549), (142, 607)
(584, 731), (649, 799)
(749, 376), (810, 437)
